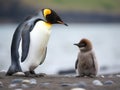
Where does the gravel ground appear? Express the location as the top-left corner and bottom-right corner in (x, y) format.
(0, 72), (120, 90)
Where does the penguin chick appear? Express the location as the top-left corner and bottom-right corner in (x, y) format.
(6, 8), (67, 76)
(74, 38), (98, 77)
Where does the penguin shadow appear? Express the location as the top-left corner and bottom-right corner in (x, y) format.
(6, 72), (47, 78)
(75, 75), (98, 79)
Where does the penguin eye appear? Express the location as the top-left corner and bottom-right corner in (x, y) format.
(80, 43), (87, 47)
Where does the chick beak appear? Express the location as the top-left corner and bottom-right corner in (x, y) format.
(57, 21), (68, 26)
(74, 43), (79, 47)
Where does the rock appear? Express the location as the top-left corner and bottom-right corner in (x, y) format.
(9, 83), (18, 88)
(0, 81), (3, 88)
(77, 81), (87, 88)
(21, 84), (29, 88)
(104, 80), (114, 85)
(71, 88), (86, 90)
(1, 70), (6, 72)
(108, 75), (113, 78)
(93, 80), (103, 86)
(13, 72), (25, 76)
(116, 75), (120, 77)
(0, 71), (6, 78)
(61, 83), (72, 87)
(61, 82), (87, 88)
(11, 79), (23, 84)
(29, 79), (37, 85)
(22, 79), (30, 84)
(40, 83), (50, 87)
(15, 88), (23, 90)
(100, 75), (105, 78)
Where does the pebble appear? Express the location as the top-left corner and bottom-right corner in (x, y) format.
(21, 84), (29, 88)
(1, 70), (6, 72)
(9, 83), (18, 88)
(104, 80), (114, 85)
(30, 79), (37, 85)
(71, 88), (86, 90)
(9, 78), (37, 89)
(15, 88), (23, 90)
(61, 82), (87, 88)
(93, 80), (103, 86)
(0, 81), (3, 88)
(100, 75), (105, 78)
(116, 74), (120, 77)
(13, 72), (25, 76)
(40, 83), (50, 87)
(77, 81), (87, 88)
(0, 71), (6, 78)
(22, 79), (30, 84)
(108, 75), (113, 78)
(61, 83), (73, 87)
(11, 79), (23, 84)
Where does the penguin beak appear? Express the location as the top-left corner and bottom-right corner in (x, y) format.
(74, 43), (79, 47)
(57, 21), (68, 26)
(74, 43), (85, 47)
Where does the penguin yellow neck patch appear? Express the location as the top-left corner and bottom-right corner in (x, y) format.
(45, 22), (52, 29)
(44, 9), (51, 17)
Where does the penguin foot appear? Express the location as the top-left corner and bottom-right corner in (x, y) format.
(88, 75), (96, 78)
(24, 71), (46, 77)
(30, 71), (36, 75)
(37, 73), (47, 77)
(24, 71), (37, 77)
(76, 74), (85, 78)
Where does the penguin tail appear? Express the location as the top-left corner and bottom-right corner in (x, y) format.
(6, 62), (22, 76)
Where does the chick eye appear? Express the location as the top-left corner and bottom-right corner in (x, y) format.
(80, 43), (87, 47)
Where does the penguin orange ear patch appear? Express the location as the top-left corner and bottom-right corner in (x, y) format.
(44, 9), (51, 17)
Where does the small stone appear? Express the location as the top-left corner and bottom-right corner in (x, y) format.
(93, 80), (103, 86)
(0, 71), (6, 78)
(116, 75), (120, 77)
(11, 79), (23, 84)
(108, 75), (113, 78)
(101, 75), (105, 78)
(61, 83), (72, 87)
(71, 88), (86, 90)
(13, 72), (25, 76)
(22, 80), (30, 84)
(30, 79), (37, 84)
(77, 82), (87, 88)
(1, 70), (6, 72)
(40, 83), (50, 87)
(104, 80), (114, 85)
(0, 81), (3, 88)
(15, 88), (23, 90)
(9, 84), (18, 88)
(21, 84), (29, 88)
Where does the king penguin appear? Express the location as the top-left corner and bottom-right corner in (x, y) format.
(6, 8), (68, 76)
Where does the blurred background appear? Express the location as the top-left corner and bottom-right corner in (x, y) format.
(0, 0), (120, 75)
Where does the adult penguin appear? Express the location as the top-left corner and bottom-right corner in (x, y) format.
(6, 8), (68, 76)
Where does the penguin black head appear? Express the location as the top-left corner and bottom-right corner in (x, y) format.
(74, 38), (92, 51)
(42, 8), (68, 26)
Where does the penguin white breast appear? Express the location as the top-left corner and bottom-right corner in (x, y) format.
(20, 21), (52, 72)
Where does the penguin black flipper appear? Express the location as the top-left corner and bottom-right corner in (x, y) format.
(75, 59), (78, 69)
(21, 19), (42, 62)
(6, 23), (24, 75)
(21, 25), (31, 62)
